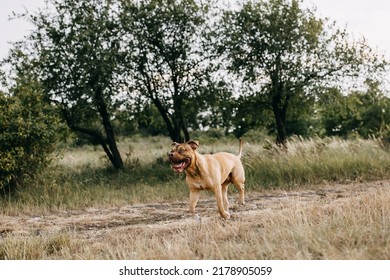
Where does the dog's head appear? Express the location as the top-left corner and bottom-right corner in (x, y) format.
(168, 140), (199, 173)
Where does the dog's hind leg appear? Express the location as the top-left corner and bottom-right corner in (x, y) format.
(232, 178), (245, 205)
(221, 181), (230, 212)
(236, 182), (245, 205)
(231, 164), (245, 205)
(214, 186), (230, 219)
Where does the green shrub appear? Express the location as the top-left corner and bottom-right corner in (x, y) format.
(0, 84), (62, 193)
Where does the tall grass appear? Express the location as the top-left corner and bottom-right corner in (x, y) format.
(0, 136), (187, 214)
(245, 136), (390, 190)
(1, 135), (389, 214)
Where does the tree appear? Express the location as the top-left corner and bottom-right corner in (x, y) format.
(18, 0), (126, 169)
(355, 80), (390, 138)
(120, 0), (216, 142)
(319, 80), (390, 138)
(0, 55), (62, 193)
(230, 93), (273, 137)
(219, 0), (387, 145)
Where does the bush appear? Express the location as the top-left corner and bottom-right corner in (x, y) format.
(0, 84), (62, 193)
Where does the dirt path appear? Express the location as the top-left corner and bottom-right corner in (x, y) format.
(1, 180), (389, 240)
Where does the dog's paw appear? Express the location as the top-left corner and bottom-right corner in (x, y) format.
(193, 213), (202, 223)
(231, 202), (245, 210)
(222, 212), (231, 220)
(237, 199), (246, 206)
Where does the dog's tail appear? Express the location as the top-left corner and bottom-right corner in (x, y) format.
(238, 137), (243, 158)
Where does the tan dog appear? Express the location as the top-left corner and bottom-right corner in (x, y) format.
(168, 138), (245, 219)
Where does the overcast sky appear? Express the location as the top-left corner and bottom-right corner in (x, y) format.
(1, 0), (390, 61)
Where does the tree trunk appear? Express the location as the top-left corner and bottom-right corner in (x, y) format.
(150, 97), (179, 142)
(270, 63), (288, 147)
(151, 97), (191, 143)
(181, 117), (190, 142)
(95, 87), (124, 170)
(68, 125), (114, 163)
(171, 112), (190, 143)
(63, 119), (124, 169)
(272, 95), (288, 147)
(274, 110), (287, 146)
(60, 99), (123, 169)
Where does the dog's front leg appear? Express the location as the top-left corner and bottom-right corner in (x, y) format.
(189, 189), (200, 216)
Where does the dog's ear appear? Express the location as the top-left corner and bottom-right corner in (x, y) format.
(187, 140), (199, 150)
(171, 142), (179, 147)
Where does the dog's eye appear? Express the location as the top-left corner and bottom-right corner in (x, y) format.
(178, 147), (185, 153)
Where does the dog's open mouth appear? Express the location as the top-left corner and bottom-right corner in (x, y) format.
(170, 158), (191, 173)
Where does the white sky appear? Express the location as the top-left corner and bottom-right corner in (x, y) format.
(305, 0), (390, 59)
(1, 0), (390, 60)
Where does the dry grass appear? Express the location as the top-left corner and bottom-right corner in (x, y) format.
(1, 135), (390, 259)
(1, 181), (389, 260)
(97, 184), (390, 260)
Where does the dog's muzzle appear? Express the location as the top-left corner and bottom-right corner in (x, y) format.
(169, 154), (191, 173)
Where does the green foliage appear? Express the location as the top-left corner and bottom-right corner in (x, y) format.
(218, 0), (387, 144)
(1, 0), (389, 157)
(319, 80), (390, 139)
(0, 84), (61, 193)
(115, 100), (169, 137)
(120, 0), (217, 142)
(18, 0), (126, 168)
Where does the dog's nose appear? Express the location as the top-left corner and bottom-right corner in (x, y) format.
(168, 152), (173, 158)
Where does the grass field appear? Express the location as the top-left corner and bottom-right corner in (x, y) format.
(1, 135), (390, 259)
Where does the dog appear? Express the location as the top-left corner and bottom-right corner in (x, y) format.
(168, 138), (245, 219)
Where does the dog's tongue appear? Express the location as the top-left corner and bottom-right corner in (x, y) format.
(172, 160), (188, 173)
(172, 161), (187, 173)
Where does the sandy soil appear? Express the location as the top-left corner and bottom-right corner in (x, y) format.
(1, 180), (389, 241)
